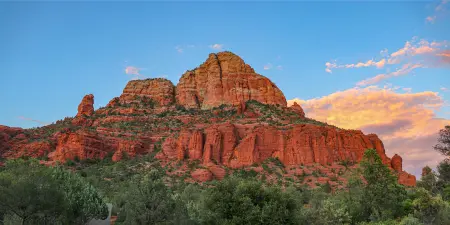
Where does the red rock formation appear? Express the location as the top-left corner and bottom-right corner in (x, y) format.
(50, 131), (110, 162)
(161, 137), (178, 160)
(188, 130), (203, 160)
(191, 168), (213, 182)
(398, 171), (416, 187)
(120, 78), (175, 106)
(0, 51), (416, 187)
(176, 52), (286, 109)
(76, 94), (94, 117)
(4, 141), (53, 159)
(289, 102), (305, 118)
(207, 163), (227, 180)
(73, 94), (94, 126)
(112, 140), (146, 162)
(0, 125), (23, 155)
(391, 154), (402, 172)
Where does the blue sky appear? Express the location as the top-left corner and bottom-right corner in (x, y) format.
(0, 1), (449, 175)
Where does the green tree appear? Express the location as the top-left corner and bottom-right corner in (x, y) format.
(434, 125), (450, 157)
(418, 166), (439, 194)
(51, 166), (109, 224)
(118, 170), (177, 225)
(0, 159), (108, 225)
(399, 214), (423, 225)
(437, 160), (450, 184)
(412, 188), (450, 225)
(187, 176), (300, 225)
(0, 159), (66, 224)
(360, 149), (407, 221)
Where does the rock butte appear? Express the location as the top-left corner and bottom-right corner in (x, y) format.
(0, 51), (416, 186)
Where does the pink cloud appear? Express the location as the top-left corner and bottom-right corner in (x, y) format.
(288, 86), (449, 177)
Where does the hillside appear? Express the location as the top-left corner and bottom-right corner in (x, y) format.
(0, 51), (416, 187)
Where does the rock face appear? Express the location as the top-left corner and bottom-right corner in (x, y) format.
(391, 154), (402, 172)
(120, 78), (175, 106)
(157, 122), (416, 186)
(50, 131), (110, 162)
(0, 51), (416, 187)
(191, 168), (213, 182)
(76, 94), (94, 117)
(290, 102), (305, 118)
(73, 94), (94, 126)
(176, 52), (287, 109)
(398, 171), (417, 187)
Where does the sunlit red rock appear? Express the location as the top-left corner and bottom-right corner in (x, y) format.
(176, 52), (286, 109)
(289, 102), (305, 118)
(120, 78), (175, 106)
(191, 168), (213, 182)
(112, 140), (146, 162)
(391, 154), (403, 172)
(73, 94), (94, 126)
(51, 131), (110, 162)
(0, 51), (416, 187)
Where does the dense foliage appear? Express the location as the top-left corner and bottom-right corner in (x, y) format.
(2, 125), (450, 224)
(0, 159), (108, 225)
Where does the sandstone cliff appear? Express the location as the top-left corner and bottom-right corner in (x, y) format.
(0, 51), (416, 187)
(176, 52), (287, 109)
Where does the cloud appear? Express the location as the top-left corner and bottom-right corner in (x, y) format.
(209, 44), (224, 51)
(288, 86), (449, 177)
(326, 38), (449, 74)
(380, 48), (389, 57)
(426, 0), (449, 23)
(277, 65), (283, 70)
(403, 87), (413, 93)
(356, 63), (423, 86)
(263, 63), (273, 70)
(426, 16), (437, 23)
(326, 37), (449, 86)
(175, 46), (183, 53)
(18, 116), (49, 126)
(441, 87), (449, 92)
(324, 59), (387, 73)
(125, 66), (145, 80)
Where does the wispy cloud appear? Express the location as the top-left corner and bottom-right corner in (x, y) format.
(175, 46), (183, 53)
(125, 66), (145, 80)
(426, 0), (449, 23)
(174, 44), (195, 53)
(326, 37), (449, 85)
(263, 63), (273, 70)
(441, 87), (449, 92)
(356, 63), (423, 87)
(209, 44), (224, 51)
(18, 116), (49, 126)
(288, 86), (448, 177)
(325, 58), (386, 73)
(426, 16), (437, 23)
(277, 65), (283, 70)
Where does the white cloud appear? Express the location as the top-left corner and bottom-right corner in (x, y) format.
(209, 44), (224, 51)
(175, 46), (183, 53)
(125, 66), (145, 80)
(356, 63), (423, 87)
(263, 63), (273, 70)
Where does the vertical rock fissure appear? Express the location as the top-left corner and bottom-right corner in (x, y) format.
(213, 53), (222, 80)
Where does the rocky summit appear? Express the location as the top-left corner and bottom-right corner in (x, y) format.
(0, 51), (416, 187)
